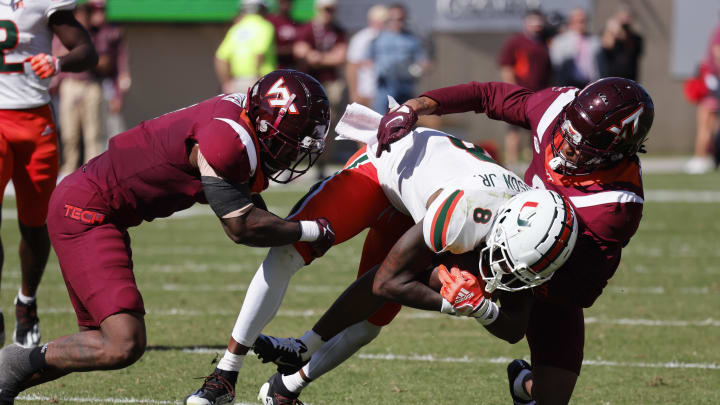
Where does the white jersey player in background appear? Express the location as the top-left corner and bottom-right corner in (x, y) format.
(185, 103), (578, 405)
(0, 0), (96, 347)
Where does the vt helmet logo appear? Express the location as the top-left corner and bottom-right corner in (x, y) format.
(265, 77), (299, 114)
(607, 106), (644, 140)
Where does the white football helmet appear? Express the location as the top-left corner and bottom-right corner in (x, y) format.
(480, 189), (578, 293)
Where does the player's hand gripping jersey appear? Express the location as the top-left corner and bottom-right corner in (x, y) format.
(0, 0), (75, 109)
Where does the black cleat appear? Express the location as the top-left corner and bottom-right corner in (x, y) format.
(257, 373), (304, 405)
(253, 334), (309, 375)
(184, 371), (236, 405)
(13, 297), (40, 348)
(507, 359), (535, 405)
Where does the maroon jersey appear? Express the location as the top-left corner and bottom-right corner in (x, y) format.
(81, 93), (266, 227)
(422, 82), (644, 307)
(266, 13), (298, 69)
(295, 21), (347, 83)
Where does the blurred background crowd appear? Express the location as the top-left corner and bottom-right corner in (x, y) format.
(49, 0), (720, 178)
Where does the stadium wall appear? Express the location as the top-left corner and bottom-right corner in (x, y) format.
(119, 0), (696, 155)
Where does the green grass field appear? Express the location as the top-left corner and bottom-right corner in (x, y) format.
(1, 172), (718, 404)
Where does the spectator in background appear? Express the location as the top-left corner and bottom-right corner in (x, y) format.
(686, 18), (720, 174)
(498, 9), (551, 167)
(88, 0), (131, 139)
(294, 0), (347, 179)
(346, 5), (388, 108)
(57, 0), (127, 175)
(599, 5), (643, 81)
(550, 8), (600, 88)
(370, 3), (429, 113)
(215, 0), (276, 94)
(266, 0), (298, 69)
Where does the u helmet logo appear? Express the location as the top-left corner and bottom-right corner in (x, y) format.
(265, 77), (299, 114)
(607, 106), (644, 140)
(517, 201), (539, 227)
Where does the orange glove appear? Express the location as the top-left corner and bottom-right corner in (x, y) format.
(24, 53), (59, 79)
(438, 265), (499, 324)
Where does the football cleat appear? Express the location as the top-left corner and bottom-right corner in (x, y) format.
(257, 373), (304, 405)
(0, 344), (37, 404)
(507, 359), (535, 405)
(253, 334), (309, 375)
(184, 372), (235, 405)
(13, 297), (40, 348)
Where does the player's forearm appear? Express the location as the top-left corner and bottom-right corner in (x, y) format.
(223, 208), (301, 247)
(482, 289), (532, 344)
(371, 224), (437, 310)
(59, 42), (98, 73)
(403, 96), (438, 116)
(375, 278), (443, 311)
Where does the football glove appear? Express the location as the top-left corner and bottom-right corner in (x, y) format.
(437, 265), (499, 324)
(376, 104), (417, 157)
(24, 53), (59, 79)
(308, 217), (334, 258)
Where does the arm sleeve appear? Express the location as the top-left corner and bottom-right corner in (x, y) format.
(420, 81), (534, 129)
(196, 96), (256, 184)
(200, 149), (254, 219)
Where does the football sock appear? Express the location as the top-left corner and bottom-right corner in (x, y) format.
(512, 369), (533, 401)
(298, 329), (323, 360)
(230, 246), (304, 347)
(216, 350), (244, 373)
(16, 289), (36, 305)
(303, 321), (381, 381)
(282, 372), (310, 393)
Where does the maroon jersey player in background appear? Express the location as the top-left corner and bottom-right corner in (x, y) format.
(0, 70), (334, 405)
(375, 77), (653, 405)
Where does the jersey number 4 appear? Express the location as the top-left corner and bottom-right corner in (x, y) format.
(0, 20), (23, 73)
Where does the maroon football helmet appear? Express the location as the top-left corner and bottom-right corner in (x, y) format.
(550, 77), (654, 175)
(246, 69), (330, 183)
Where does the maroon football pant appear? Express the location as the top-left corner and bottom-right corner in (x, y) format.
(47, 171), (145, 328)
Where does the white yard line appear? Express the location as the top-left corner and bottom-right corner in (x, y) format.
(24, 305), (720, 327)
(356, 353), (720, 370)
(178, 349), (719, 371)
(15, 394), (258, 405)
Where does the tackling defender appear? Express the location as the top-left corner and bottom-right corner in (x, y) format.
(0, 70), (334, 405)
(375, 77), (653, 405)
(0, 0), (97, 348)
(185, 103), (577, 405)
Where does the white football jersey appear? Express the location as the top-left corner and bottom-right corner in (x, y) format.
(367, 128), (531, 254)
(0, 0), (76, 109)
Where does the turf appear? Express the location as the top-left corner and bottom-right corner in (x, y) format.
(0, 172), (718, 404)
